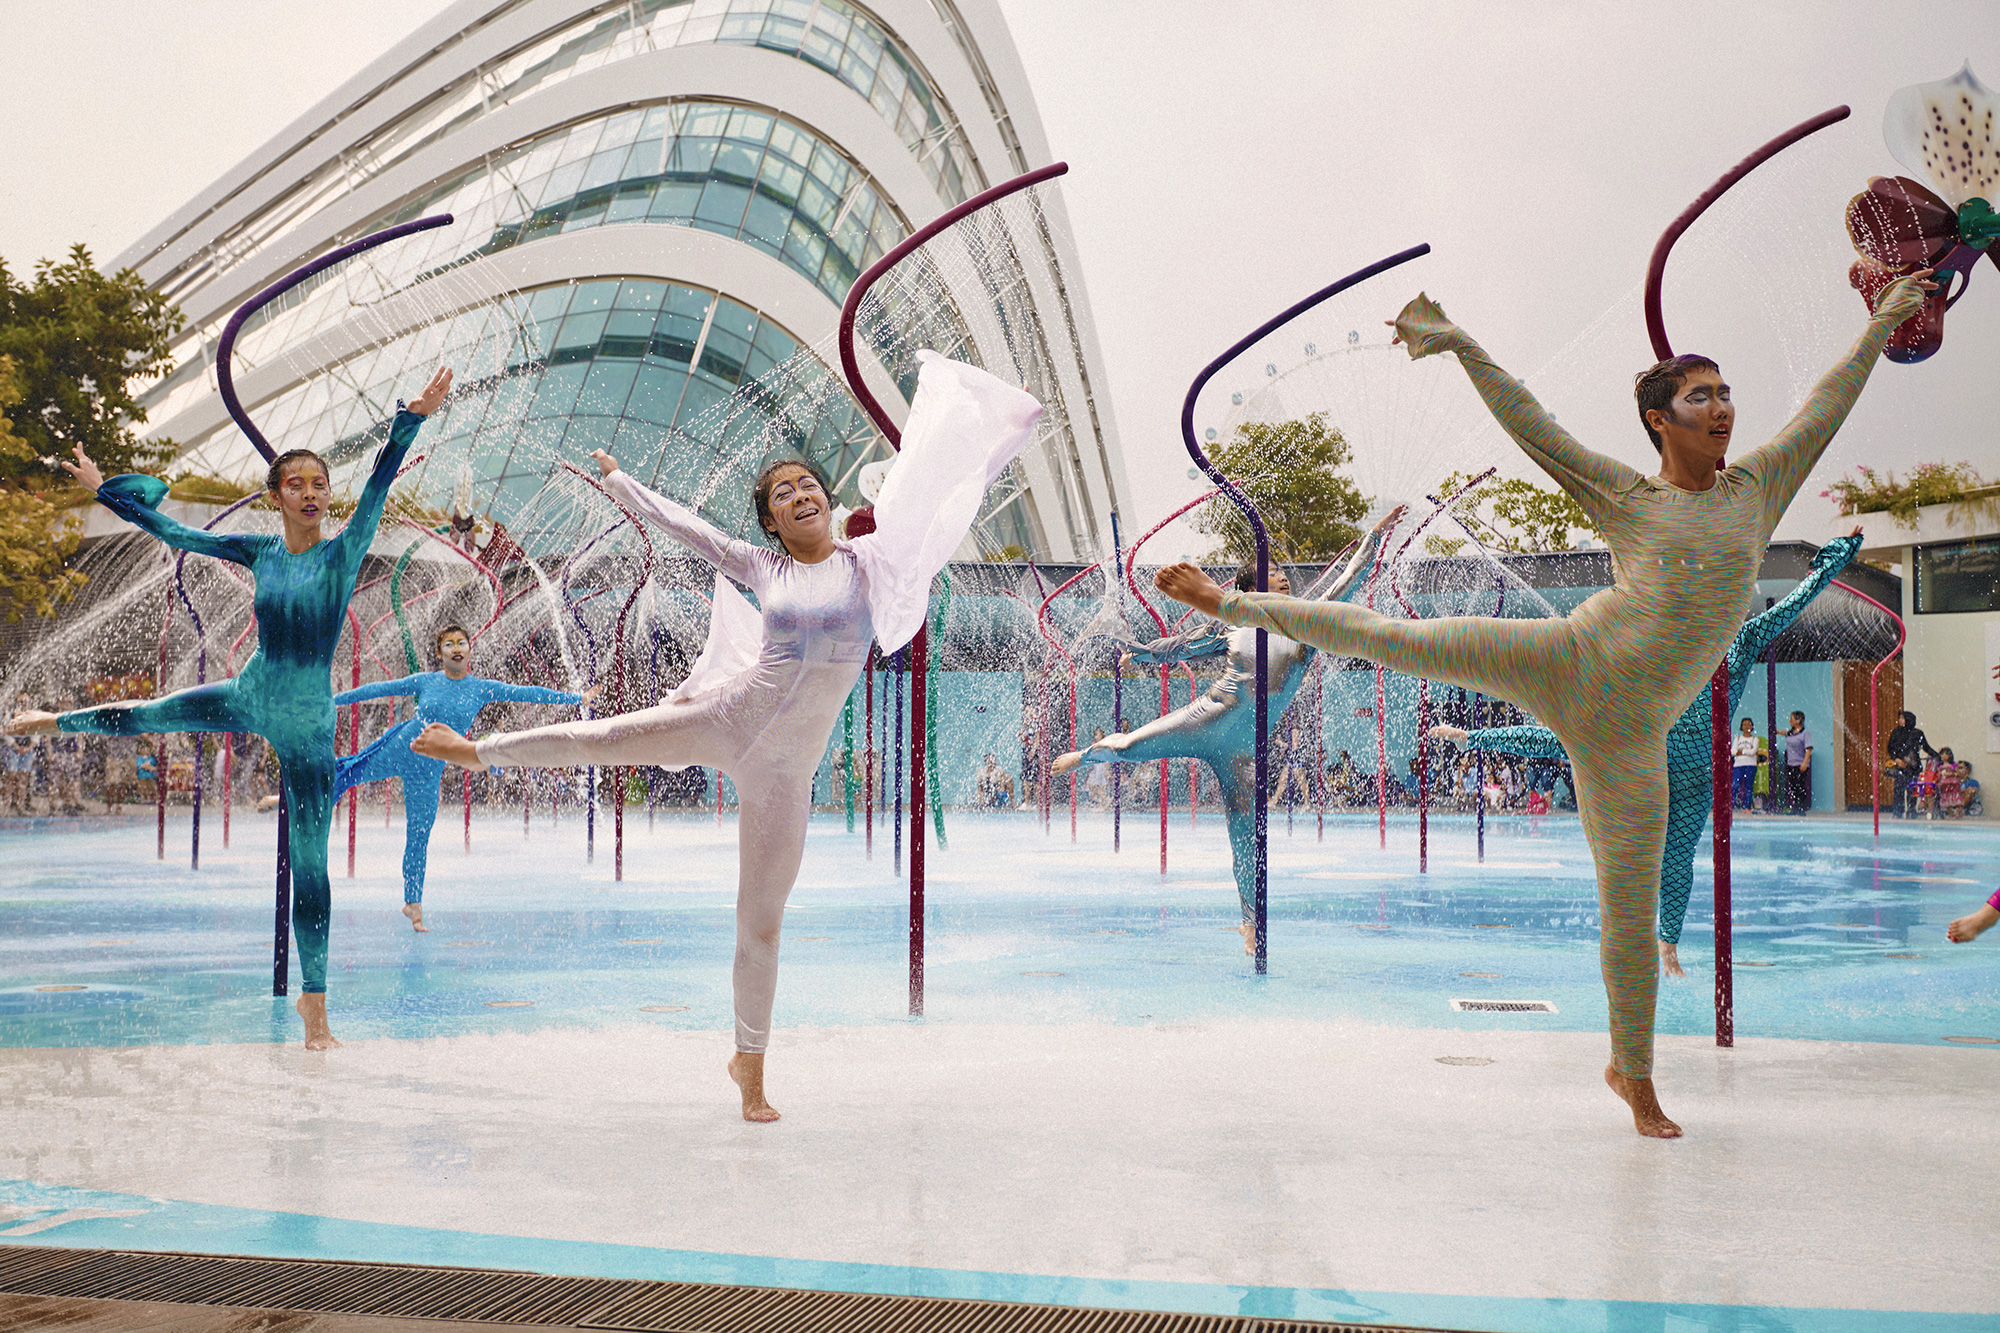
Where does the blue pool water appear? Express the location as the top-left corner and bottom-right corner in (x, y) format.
(2, 806), (1995, 1050)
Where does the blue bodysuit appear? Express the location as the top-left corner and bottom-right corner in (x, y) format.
(1457, 532), (1861, 944)
(58, 410), (429, 993)
(334, 672), (582, 903)
(1073, 525), (1389, 925)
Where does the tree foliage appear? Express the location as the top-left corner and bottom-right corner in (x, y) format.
(0, 357), (84, 621)
(1821, 461), (2000, 530)
(1195, 413), (1370, 565)
(0, 245), (183, 486)
(1424, 469), (1600, 556)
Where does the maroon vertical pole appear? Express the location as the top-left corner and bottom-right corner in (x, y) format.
(910, 626), (928, 1016)
(1158, 664), (1170, 875)
(865, 646), (875, 859)
(1710, 661), (1733, 1048)
(614, 766), (624, 882)
(1416, 678), (1429, 873)
(155, 736), (166, 858)
(463, 768), (472, 851)
(1374, 666), (1387, 848)
(223, 734), (233, 849)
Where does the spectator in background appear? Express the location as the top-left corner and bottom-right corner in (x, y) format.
(47, 697), (83, 816)
(1084, 728), (1111, 808)
(1781, 711), (1813, 815)
(1731, 716), (1761, 810)
(102, 733), (138, 814)
(1884, 710), (1937, 819)
(974, 752), (1015, 809)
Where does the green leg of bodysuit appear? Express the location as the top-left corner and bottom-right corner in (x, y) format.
(1219, 594), (1668, 1079)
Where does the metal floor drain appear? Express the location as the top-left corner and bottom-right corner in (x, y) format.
(0, 1245), (1480, 1332)
(1435, 1056), (1494, 1066)
(1449, 998), (1558, 1014)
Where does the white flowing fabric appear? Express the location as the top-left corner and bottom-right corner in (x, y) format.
(473, 353), (1040, 1052)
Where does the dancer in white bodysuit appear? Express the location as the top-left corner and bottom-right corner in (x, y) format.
(415, 352), (1041, 1121)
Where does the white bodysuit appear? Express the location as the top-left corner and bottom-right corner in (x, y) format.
(473, 353), (1043, 1051)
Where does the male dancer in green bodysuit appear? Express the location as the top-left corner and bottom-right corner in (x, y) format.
(1156, 272), (1931, 1136)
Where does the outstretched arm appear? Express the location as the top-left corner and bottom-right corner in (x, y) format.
(1450, 723), (1569, 762)
(474, 679), (584, 707)
(331, 371), (450, 578)
(1310, 505), (1408, 603)
(1727, 531), (1864, 693)
(334, 676), (423, 706)
(1391, 295), (1641, 528)
(592, 451), (771, 589)
(1733, 274), (1931, 526)
(1118, 620), (1231, 667)
(66, 447), (256, 566)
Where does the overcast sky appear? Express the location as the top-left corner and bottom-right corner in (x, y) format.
(5, 2), (1995, 554)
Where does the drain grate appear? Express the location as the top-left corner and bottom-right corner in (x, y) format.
(1449, 998), (1558, 1014)
(0, 1245), (1485, 1332)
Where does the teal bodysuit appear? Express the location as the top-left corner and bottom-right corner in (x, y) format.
(334, 671), (581, 903)
(60, 410), (428, 993)
(1457, 533), (1860, 945)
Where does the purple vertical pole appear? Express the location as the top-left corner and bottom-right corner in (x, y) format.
(1110, 511), (1124, 852)
(894, 648), (904, 876)
(1710, 662), (1733, 1046)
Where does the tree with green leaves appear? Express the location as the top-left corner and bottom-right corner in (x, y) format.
(1424, 469), (1600, 556)
(0, 246), (184, 620)
(1195, 413), (1370, 565)
(0, 245), (183, 486)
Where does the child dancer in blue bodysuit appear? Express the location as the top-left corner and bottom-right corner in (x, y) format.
(1432, 528), (1863, 977)
(7, 368), (454, 1049)
(330, 622), (588, 931)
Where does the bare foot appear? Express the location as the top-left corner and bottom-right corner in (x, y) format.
(411, 722), (481, 770)
(1239, 920), (1257, 955)
(1051, 751), (1083, 775)
(1659, 940), (1686, 978)
(295, 993), (343, 1050)
(1947, 904), (1999, 943)
(5, 710), (61, 736)
(403, 902), (429, 933)
(1153, 562), (1225, 616)
(1428, 724), (1469, 743)
(1604, 1065), (1681, 1138)
(727, 1052), (781, 1122)
(256, 794), (281, 813)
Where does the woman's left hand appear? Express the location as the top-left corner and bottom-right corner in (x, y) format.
(408, 367), (455, 417)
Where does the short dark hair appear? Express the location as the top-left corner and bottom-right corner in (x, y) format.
(266, 448), (330, 492)
(751, 458), (834, 540)
(1234, 563), (1287, 592)
(434, 622), (471, 651)
(1632, 354), (1721, 450)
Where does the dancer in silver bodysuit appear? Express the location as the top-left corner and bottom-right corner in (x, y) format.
(415, 352), (1041, 1120)
(1053, 509), (1401, 949)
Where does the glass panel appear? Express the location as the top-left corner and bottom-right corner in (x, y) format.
(1915, 539), (2000, 613)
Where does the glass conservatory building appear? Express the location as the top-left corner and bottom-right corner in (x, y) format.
(120, 0), (1127, 561)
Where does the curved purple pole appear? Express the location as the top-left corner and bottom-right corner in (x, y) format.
(217, 214), (454, 461)
(1643, 107), (1849, 359)
(1179, 243), (1433, 974)
(835, 159), (1070, 1020)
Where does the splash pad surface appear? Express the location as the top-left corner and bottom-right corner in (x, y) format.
(3, 809), (1997, 1331)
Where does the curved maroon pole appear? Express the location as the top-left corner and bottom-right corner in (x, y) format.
(217, 214), (454, 462)
(1181, 244), (1433, 974)
(1643, 106), (1850, 361)
(1644, 105), (1849, 1048)
(837, 162), (1070, 1019)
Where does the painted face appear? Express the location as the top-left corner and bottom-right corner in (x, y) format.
(763, 465), (831, 551)
(1662, 369), (1734, 457)
(271, 461), (332, 527)
(437, 633), (471, 672)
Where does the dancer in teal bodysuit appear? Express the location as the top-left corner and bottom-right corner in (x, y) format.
(8, 369), (453, 1048)
(1435, 531), (1861, 975)
(333, 621), (584, 930)
(1051, 510), (1400, 952)
(1155, 275), (1928, 1136)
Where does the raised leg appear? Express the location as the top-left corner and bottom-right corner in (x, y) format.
(472, 698), (729, 772)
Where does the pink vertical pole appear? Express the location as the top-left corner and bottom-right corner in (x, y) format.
(614, 767), (625, 882)
(1067, 676), (1078, 841)
(1158, 664), (1169, 875)
(463, 768), (473, 851)
(223, 734), (233, 849)
(1417, 678), (1429, 873)
(1375, 666), (1387, 848)
(865, 647), (876, 858)
(1710, 661), (1733, 1047)
(347, 618), (360, 877)
(1314, 667), (1325, 841)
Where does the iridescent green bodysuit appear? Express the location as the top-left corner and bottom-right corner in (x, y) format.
(58, 410), (427, 994)
(1212, 285), (1920, 1078)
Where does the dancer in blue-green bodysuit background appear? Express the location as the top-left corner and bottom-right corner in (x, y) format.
(329, 621), (588, 931)
(7, 368), (454, 1049)
(1433, 528), (1863, 977)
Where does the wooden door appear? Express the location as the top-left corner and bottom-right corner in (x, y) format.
(1842, 657), (1902, 810)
